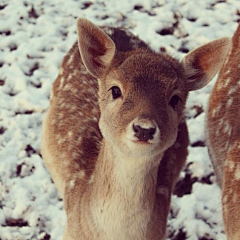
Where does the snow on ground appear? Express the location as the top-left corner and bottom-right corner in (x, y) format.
(0, 0), (239, 239)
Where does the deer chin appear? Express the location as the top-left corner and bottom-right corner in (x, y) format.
(121, 137), (162, 159)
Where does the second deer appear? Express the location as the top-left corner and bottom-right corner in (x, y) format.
(206, 23), (240, 240)
(41, 18), (230, 239)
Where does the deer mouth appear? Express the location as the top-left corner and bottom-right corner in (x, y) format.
(125, 136), (159, 146)
(132, 139), (151, 145)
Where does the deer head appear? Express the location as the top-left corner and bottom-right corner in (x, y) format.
(77, 18), (230, 160)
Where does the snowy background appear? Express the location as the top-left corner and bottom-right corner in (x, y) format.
(0, 0), (239, 239)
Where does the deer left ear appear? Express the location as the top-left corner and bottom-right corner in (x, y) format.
(182, 37), (231, 91)
(77, 18), (116, 78)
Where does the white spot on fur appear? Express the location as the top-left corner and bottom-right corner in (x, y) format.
(68, 144), (73, 152)
(73, 70), (78, 76)
(211, 104), (222, 118)
(67, 74), (73, 81)
(57, 138), (66, 145)
(232, 193), (238, 203)
(50, 88), (54, 101)
(219, 119), (224, 127)
(57, 113), (64, 120)
(60, 102), (66, 109)
(157, 187), (169, 197)
(223, 122), (231, 134)
(227, 98), (233, 108)
(228, 128), (232, 136)
(59, 67), (64, 75)
(69, 179), (75, 189)
(72, 151), (79, 159)
(68, 55), (74, 65)
(63, 83), (71, 91)
(57, 97), (64, 105)
(223, 195), (228, 204)
(228, 86), (238, 95)
(225, 69), (231, 75)
(68, 131), (73, 137)
(224, 77), (231, 87)
(217, 81), (224, 91)
(77, 136), (82, 144)
(70, 105), (77, 112)
(223, 203), (227, 214)
(72, 88), (78, 94)
(225, 140), (229, 149)
(63, 160), (69, 166)
(235, 165), (240, 180)
(78, 170), (85, 179)
(59, 77), (64, 89)
(51, 119), (56, 125)
(89, 175), (94, 184)
(227, 160), (235, 171)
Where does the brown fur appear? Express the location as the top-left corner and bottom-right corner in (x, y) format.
(206, 23), (240, 240)
(41, 18), (230, 239)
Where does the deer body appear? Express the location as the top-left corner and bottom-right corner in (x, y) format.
(41, 19), (230, 240)
(206, 23), (240, 240)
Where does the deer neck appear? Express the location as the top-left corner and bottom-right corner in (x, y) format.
(90, 140), (163, 239)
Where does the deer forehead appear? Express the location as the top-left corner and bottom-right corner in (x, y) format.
(104, 53), (186, 97)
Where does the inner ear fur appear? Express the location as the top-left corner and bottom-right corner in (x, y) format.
(77, 18), (116, 78)
(182, 37), (231, 91)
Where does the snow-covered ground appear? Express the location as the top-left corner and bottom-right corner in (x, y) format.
(0, 0), (239, 239)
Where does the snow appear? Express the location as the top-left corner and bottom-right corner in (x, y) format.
(0, 0), (239, 239)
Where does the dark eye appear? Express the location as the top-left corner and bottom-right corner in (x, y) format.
(111, 86), (122, 99)
(169, 95), (181, 109)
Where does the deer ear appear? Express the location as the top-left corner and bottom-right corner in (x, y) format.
(77, 18), (116, 78)
(182, 37), (230, 91)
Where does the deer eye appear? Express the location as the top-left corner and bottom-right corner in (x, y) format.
(169, 95), (181, 109)
(111, 86), (122, 99)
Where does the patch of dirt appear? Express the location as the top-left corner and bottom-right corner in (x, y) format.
(4, 218), (29, 227)
(0, 127), (6, 135)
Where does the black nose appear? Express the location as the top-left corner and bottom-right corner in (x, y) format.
(133, 124), (156, 142)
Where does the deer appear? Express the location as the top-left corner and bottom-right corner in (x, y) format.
(206, 22), (240, 240)
(41, 18), (230, 240)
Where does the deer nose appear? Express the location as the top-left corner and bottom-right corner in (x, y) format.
(133, 124), (156, 142)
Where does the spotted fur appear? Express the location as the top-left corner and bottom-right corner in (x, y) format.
(41, 18), (230, 240)
(206, 22), (240, 240)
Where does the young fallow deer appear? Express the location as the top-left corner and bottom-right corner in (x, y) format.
(41, 18), (230, 240)
(206, 23), (240, 240)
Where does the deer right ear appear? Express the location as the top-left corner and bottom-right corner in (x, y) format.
(182, 37), (231, 91)
(77, 18), (116, 78)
